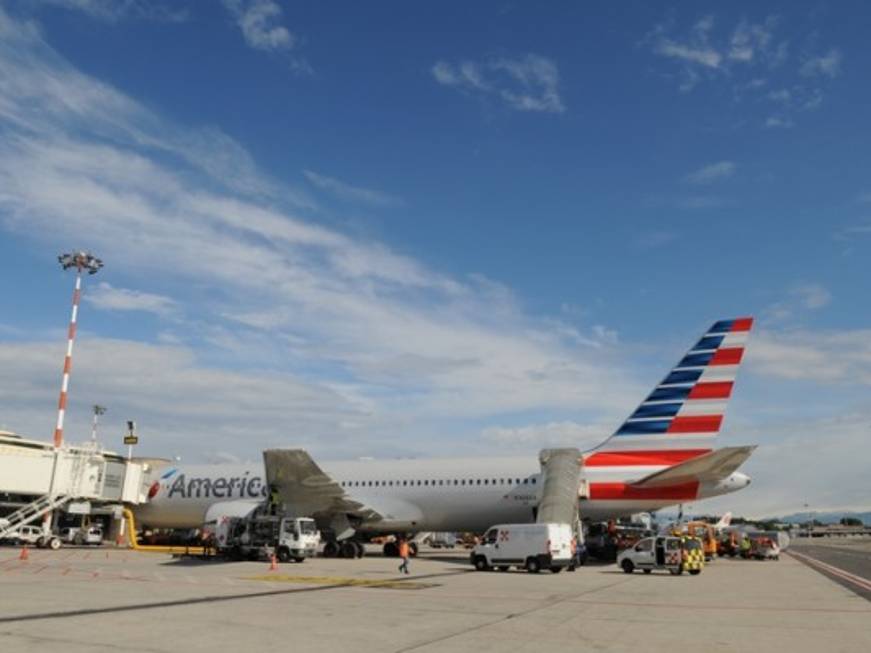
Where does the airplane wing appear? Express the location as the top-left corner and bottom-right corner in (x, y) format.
(629, 446), (756, 488)
(262, 449), (382, 523)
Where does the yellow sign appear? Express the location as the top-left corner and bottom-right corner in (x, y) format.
(123, 435), (138, 445)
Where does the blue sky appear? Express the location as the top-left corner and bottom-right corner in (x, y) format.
(0, 1), (869, 516)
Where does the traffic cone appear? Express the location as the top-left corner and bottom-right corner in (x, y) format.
(19, 546), (29, 561)
(270, 553), (278, 571)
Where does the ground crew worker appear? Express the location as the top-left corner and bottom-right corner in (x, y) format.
(740, 535), (751, 558)
(398, 538), (410, 575)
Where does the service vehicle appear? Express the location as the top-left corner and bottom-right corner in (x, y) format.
(751, 536), (780, 560)
(60, 525), (104, 545)
(212, 509), (320, 563)
(0, 524), (62, 549)
(427, 532), (457, 549)
(471, 522), (573, 574)
(683, 521), (718, 561)
(617, 535), (705, 575)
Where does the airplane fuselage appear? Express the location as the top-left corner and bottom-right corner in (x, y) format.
(135, 454), (750, 532)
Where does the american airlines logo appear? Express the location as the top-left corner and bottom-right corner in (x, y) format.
(152, 470), (269, 500)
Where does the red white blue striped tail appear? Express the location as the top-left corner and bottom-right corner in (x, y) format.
(590, 317), (753, 461)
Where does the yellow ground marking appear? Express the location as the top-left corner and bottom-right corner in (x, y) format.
(243, 574), (437, 590)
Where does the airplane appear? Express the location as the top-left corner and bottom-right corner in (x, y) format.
(134, 317), (756, 558)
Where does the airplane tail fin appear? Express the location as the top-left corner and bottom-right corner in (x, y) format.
(715, 511), (733, 529)
(589, 317), (753, 464)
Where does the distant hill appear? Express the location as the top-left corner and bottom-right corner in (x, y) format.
(775, 511), (871, 525)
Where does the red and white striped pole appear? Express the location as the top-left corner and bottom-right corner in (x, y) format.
(54, 251), (103, 449)
(53, 270), (81, 448)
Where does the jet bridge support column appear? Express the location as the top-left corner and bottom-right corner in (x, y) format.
(536, 448), (583, 527)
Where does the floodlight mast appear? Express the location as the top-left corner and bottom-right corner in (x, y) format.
(53, 251), (103, 449)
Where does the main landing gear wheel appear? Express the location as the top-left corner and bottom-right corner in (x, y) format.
(322, 541), (339, 558)
(383, 541), (399, 557)
(340, 541), (359, 559)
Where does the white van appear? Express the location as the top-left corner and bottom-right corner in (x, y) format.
(471, 523), (574, 573)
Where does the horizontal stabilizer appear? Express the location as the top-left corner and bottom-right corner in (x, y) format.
(629, 446), (756, 489)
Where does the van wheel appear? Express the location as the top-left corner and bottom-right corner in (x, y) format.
(473, 556), (490, 571)
(550, 567), (562, 574)
(689, 569), (701, 575)
(49, 537), (62, 550)
(643, 569), (652, 574)
(526, 557), (541, 574)
(621, 559), (634, 574)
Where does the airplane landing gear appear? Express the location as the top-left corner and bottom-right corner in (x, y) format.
(323, 540), (364, 558)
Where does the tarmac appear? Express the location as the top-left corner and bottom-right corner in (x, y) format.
(1, 544), (869, 653)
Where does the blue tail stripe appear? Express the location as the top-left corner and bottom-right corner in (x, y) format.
(616, 420), (672, 435)
(709, 319), (735, 333)
(647, 386), (692, 402)
(662, 369), (703, 385)
(677, 352), (714, 368)
(692, 335), (724, 351)
(631, 403), (683, 419)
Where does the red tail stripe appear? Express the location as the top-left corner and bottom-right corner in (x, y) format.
(709, 347), (743, 366)
(589, 481), (699, 501)
(687, 381), (733, 400)
(667, 415), (722, 433)
(731, 317), (753, 332)
(585, 449), (711, 467)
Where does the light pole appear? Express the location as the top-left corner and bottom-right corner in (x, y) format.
(91, 405), (107, 444)
(54, 251), (102, 449)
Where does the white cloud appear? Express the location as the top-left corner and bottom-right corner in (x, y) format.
(791, 283), (831, 310)
(303, 170), (403, 207)
(655, 41), (722, 69)
(222, 0), (294, 52)
(482, 421), (610, 453)
(0, 8), (632, 461)
(749, 328), (871, 384)
(684, 160), (736, 184)
(432, 54), (565, 114)
(764, 116), (794, 129)
(84, 282), (178, 317)
(36, 0), (187, 22)
(800, 48), (842, 78)
(763, 283), (832, 323)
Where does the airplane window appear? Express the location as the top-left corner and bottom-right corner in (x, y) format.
(484, 479), (489, 485)
(389, 481), (393, 486)
(368, 481), (372, 486)
(531, 478), (537, 484)
(523, 478), (529, 484)
(492, 479), (497, 485)
(424, 480), (429, 486)
(453, 479), (458, 485)
(476, 479), (481, 485)
(417, 480), (421, 486)
(439, 480), (443, 486)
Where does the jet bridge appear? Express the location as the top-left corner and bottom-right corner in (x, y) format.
(0, 431), (151, 539)
(536, 448), (584, 526)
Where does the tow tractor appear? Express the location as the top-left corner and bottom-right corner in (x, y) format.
(212, 509), (320, 563)
(617, 535), (705, 575)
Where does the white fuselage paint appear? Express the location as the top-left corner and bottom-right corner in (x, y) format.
(135, 454), (749, 534)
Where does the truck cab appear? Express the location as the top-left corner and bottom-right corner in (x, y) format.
(276, 517), (320, 562)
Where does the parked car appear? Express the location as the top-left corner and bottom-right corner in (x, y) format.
(60, 526), (104, 545)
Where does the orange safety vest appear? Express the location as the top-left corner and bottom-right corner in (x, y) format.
(398, 541), (410, 558)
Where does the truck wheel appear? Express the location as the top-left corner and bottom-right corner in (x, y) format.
(526, 557), (541, 574)
(473, 556), (490, 571)
(277, 547), (291, 563)
(49, 537), (62, 551)
(621, 559), (634, 574)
